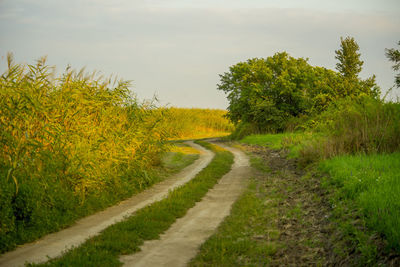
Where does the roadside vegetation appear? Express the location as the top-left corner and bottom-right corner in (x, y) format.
(191, 144), (334, 266)
(221, 37), (400, 264)
(0, 54), (232, 253)
(320, 153), (400, 253)
(32, 141), (233, 266)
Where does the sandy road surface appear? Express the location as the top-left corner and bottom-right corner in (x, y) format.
(120, 143), (251, 267)
(0, 141), (213, 267)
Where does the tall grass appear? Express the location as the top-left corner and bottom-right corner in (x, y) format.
(0, 55), (171, 252)
(300, 97), (400, 160)
(33, 142), (233, 266)
(164, 107), (234, 139)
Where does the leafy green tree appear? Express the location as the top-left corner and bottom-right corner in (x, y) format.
(334, 36), (380, 99)
(385, 41), (400, 88)
(335, 36), (363, 80)
(218, 52), (325, 132)
(218, 44), (380, 135)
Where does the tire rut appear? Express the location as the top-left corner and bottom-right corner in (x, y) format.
(0, 141), (213, 267)
(120, 143), (251, 267)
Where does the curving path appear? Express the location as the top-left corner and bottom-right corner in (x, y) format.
(0, 141), (213, 267)
(120, 142), (251, 267)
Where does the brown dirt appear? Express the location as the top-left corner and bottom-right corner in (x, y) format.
(242, 144), (335, 266)
(120, 143), (251, 267)
(0, 141), (213, 267)
(243, 144), (400, 267)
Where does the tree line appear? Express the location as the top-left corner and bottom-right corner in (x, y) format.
(219, 37), (399, 135)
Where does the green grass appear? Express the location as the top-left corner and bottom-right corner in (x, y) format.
(0, 148), (198, 254)
(161, 151), (199, 172)
(240, 133), (288, 149)
(32, 142), (233, 266)
(249, 156), (271, 173)
(319, 152), (400, 253)
(190, 154), (280, 266)
(0, 57), (179, 254)
(241, 131), (400, 263)
(240, 132), (314, 158)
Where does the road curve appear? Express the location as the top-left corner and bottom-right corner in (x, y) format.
(0, 141), (213, 267)
(120, 142), (250, 267)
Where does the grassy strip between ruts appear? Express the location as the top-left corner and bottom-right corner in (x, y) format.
(190, 154), (281, 266)
(31, 141), (233, 267)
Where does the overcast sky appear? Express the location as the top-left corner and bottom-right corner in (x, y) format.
(1, 0), (399, 108)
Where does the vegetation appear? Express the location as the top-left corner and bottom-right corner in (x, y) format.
(191, 144), (335, 266)
(233, 37), (400, 263)
(239, 99), (400, 259)
(241, 133), (400, 263)
(240, 132), (313, 158)
(218, 36), (379, 134)
(33, 142), (233, 266)
(164, 107), (233, 139)
(301, 97), (400, 160)
(2, 36), (399, 265)
(190, 179), (280, 266)
(320, 153), (400, 252)
(0, 54), (231, 253)
(385, 41), (400, 88)
(335, 36), (364, 81)
(0, 55), (169, 252)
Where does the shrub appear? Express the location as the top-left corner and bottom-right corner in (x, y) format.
(301, 97), (400, 159)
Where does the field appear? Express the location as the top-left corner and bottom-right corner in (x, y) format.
(165, 107), (234, 140)
(0, 57), (233, 253)
(1, 36), (399, 266)
(32, 142), (234, 266)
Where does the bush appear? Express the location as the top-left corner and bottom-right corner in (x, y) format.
(301, 97), (400, 159)
(229, 122), (260, 140)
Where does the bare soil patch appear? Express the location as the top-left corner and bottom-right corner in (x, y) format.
(242, 144), (335, 266)
(243, 144), (400, 266)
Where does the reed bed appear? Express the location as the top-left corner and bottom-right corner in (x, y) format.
(0, 55), (170, 252)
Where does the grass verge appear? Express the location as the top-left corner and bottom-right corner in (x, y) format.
(319, 152), (400, 263)
(240, 132), (316, 158)
(241, 132), (400, 264)
(31, 141), (233, 266)
(0, 146), (198, 254)
(190, 153), (281, 266)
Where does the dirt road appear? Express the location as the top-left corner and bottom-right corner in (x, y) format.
(120, 143), (251, 267)
(0, 141), (213, 267)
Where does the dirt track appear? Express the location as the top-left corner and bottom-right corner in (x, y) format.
(0, 141), (213, 267)
(120, 143), (251, 267)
